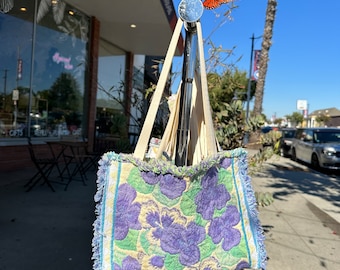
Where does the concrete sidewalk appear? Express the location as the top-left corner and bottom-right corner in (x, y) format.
(0, 153), (339, 270)
(0, 167), (97, 270)
(251, 155), (340, 270)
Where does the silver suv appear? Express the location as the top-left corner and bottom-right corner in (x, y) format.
(291, 128), (340, 170)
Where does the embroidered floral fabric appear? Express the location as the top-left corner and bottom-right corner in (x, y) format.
(92, 148), (266, 270)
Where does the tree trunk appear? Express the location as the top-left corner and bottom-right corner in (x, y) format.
(253, 0), (277, 116)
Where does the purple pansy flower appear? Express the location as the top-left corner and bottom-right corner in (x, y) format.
(141, 201), (186, 242)
(141, 172), (186, 199)
(145, 206), (174, 240)
(142, 171), (162, 185)
(160, 221), (206, 266)
(114, 256), (141, 270)
(220, 157), (232, 169)
(150, 256), (165, 268)
(114, 183), (141, 240)
(208, 205), (241, 251)
(236, 261), (251, 270)
(195, 167), (230, 220)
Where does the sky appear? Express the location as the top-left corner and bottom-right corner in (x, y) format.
(171, 0), (340, 120)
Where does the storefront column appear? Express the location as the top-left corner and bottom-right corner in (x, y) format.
(87, 17), (100, 151)
(125, 52), (134, 126)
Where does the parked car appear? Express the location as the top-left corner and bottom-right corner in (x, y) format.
(261, 126), (273, 134)
(278, 128), (296, 157)
(291, 128), (340, 169)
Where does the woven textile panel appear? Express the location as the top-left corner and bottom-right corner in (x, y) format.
(92, 149), (267, 270)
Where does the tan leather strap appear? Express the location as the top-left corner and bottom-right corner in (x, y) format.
(133, 19), (184, 159)
(196, 21), (218, 156)
(156, 83), (181, 160)
(134, 19), (218, 161)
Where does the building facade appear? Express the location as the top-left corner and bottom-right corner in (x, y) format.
(308, 107), (340, 128)
(0, 0), (183, 170)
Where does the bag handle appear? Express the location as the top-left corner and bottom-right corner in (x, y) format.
(134, 19), (218, 161)
(196, 21), (218, 156)
(133, 19), (184, 160)
(155, 83), (182, 161)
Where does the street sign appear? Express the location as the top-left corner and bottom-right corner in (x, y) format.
(12, 89), (19, 101)
(297, 100), (307, 110)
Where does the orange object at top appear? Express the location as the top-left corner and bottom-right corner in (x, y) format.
(202, 0), (232, 9)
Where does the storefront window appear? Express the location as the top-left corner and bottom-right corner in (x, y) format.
(0, 1), (34, 138)
(96, 39), (126, 136)
(0, 0), (89, 139)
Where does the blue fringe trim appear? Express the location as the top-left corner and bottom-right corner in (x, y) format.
(238, 152), (267, 269)
(92, 152), (120, 270)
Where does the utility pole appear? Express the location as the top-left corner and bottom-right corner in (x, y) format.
(2, 69), (8, 112)
(244, 34), (261, 144)
(246, 34), (255, 123)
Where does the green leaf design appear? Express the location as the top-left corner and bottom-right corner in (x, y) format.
(140, 231), (150, 254)
(164, 254), (184, 270)
(179, 191), (196, 216)
(127, 167), (154, 194)
(115, 230), (139, 251)
(195, 213), (208, 227)
(230, 245), (247, 258)
(199, 236), (215, 260)
(112, 249), (126, 266)
(220, 252), (240, 267)
(214, 206), (226, 218)
(179, 183), (200, 216)
(218, 169), (234, 192)
(230, 237), (247, 258)
(140, 230), (164, 255)
(215, 245), (242, 267)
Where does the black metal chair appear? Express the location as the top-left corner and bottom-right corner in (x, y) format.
(25, 139), (61, 192)
(59, 137), (97, 190)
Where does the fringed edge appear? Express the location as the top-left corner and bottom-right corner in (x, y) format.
(121, 147), (248, 178)
(91, 151), (120, 270)
(238, 152), (267, 270)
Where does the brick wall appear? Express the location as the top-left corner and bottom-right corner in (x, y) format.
(0, 145), (34, 171)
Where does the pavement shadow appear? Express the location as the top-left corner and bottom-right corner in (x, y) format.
(0, 167), (97, 270)
(258, 158), (340, 210)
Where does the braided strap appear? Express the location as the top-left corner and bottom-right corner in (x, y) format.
(107, 148), (247, 178)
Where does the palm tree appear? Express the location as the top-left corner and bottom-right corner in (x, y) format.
(253, 0), (278, 116)
(0, 0), (14, 13)
(37, 0), (66, 24)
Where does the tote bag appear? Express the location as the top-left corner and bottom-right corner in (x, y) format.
(92, 19), (267, 270)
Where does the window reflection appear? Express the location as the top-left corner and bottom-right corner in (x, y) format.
(0, 0), (34, 138)
(0, 0), (89, 139)
(96, 39), (126, 137)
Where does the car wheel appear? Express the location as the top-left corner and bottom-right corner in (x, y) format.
(291, 148), (297, 161)
(311, 153), (320, 169)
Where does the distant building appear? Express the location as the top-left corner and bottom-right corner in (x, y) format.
(308, 107), (340, 127)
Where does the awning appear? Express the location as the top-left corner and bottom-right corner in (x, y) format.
(65, 0), (184, 56)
